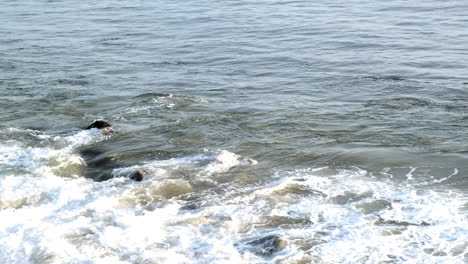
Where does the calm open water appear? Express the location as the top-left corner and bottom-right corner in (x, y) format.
(1, 0), (467, 263)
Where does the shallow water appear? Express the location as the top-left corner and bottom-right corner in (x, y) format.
(1, 0), (467, 263)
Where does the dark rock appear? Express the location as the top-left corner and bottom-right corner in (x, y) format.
(247, 235), (287, 256)
(130, 170), (145, 181)
(86, 120), (111, 130)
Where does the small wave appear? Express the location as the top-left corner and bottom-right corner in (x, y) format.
(0, 162), (466, 263)
(202, 150), (257, 176)
(373, 166), (460, 187)
(365, 97), (431, 110)
(363, 75), (405, 81)
(0, 127), (465, 263)
(112, 150), (257, 180)
(55, 78), (90, 86)
(117, 93), (211, 120)
(134, 93), (210, 108)
(0, 126), (50, 142)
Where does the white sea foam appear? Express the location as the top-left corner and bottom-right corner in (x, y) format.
(202, 150), (257, 176)
(0, 129), (109, 179)
(112, 150), (256, 181)
(0, 129), (466, 264)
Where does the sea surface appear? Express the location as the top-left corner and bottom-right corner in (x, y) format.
(1, 0), (467, 263)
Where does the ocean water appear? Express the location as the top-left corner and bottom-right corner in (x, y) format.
(1, 0), (467, 263)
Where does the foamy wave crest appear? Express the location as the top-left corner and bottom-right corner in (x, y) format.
(112, 150), (257, 180)
(0, 129), (110, 178)
(1, 126), (465, 264)
(59, 129), (113, 150)
(202, 150), (257, 176)
(223, 167), (468, 263)
(0, 147), (257, 263)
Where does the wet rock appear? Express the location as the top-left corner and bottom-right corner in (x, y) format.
(130, 170), (145, 182)
(374, 216), (430, 227)
(247, 235), (287, 256)
(86, 120), (111, 130)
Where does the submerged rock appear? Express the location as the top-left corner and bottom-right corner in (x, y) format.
(80, 121), (147, 183)
(130, 170), (145, 182)
(79, 147), (117, 182)
(247, 235), (287, 256)
(331, 191), (373, 205)
(86, 120), (111, 130)
(355, 199), (392, 214)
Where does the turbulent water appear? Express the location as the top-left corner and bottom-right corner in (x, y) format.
(1, 0), (468, 263)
